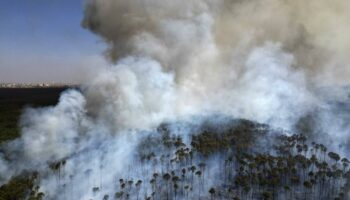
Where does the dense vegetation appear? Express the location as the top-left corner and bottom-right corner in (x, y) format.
(17, 119), (348, 200)
(0, 88), (68, 200)
(102, 121), (350, 200)
(1, 89), (350, 200)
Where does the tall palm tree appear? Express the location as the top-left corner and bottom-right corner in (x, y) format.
(163, 173), (171, 200)
(209, 188), (215, 200)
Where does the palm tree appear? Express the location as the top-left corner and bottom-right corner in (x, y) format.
(184, 185), (190, 200)
(172, 176), (180, 200)
(328, 152), (341, 165)
(173, 183), (179, 200)
(303, 181), (312, 199)
(135, 180), (142, 200)
(209, 188), (215, 200)
(163, 173), (171, 200)
(189, 165), (196, 186)
(195, 170), (202, 199)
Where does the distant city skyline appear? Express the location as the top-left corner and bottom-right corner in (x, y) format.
(0, 0), (107, 83)
(0, 82), (76, 88)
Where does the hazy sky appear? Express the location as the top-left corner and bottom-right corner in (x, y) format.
(0, 0), (107, 83)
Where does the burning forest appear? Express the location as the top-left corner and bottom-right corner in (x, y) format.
(2, 0), (350, 200)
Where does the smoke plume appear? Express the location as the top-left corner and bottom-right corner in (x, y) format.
(1, 0), (350, 199)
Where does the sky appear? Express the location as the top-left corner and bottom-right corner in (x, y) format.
(0, 0), (107, 84)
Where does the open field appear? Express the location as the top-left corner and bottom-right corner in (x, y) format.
(0, 87), (69, 143)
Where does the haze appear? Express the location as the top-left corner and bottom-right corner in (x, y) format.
(0, 0), (106, 84)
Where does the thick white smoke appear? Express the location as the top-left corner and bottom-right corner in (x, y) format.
(1, 0), (350, 199)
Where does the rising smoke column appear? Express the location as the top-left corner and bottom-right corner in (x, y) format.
(81, 0), (350, 127)
(0, 0), (350, 199)
(82, 0), (350, 85)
